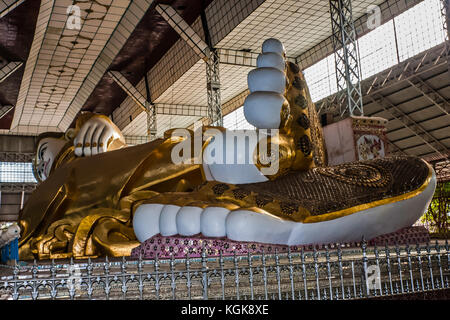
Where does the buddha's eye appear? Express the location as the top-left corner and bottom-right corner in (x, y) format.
(39, 147), (47, 159)
(38, 142), (48, 160)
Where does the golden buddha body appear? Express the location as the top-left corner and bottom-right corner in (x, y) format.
(18, 39), (435, 261)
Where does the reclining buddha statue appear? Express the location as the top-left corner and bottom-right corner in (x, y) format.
(18, 39), (436, 260)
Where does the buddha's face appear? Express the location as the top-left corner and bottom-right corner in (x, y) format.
(35, 137), (66, 181)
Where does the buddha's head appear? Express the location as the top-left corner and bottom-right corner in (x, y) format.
(33, 132), (68, 182)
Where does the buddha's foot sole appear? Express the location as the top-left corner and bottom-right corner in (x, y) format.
(133, 167), (435, 246)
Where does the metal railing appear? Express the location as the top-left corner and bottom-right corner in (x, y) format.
(0, 239), (448, 300)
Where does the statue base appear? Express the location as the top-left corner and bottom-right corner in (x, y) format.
(130, 226), (430, 259)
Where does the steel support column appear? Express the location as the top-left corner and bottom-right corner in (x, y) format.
(144, 74), (157, 139)
(205, 47), (222, 126)
(145, 102), (157, 139)
(329, 0), (363, 117)
(108, 71), (157, 140)
(201, 8), (222, 127)
(156, 4), (222, 126)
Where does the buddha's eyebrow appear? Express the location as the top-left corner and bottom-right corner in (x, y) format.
(38, 142), (48, 155)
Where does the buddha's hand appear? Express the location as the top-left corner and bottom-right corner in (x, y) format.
(74, 115), (123, 157)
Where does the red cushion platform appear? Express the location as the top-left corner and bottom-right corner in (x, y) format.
(130, 226), (430, 259)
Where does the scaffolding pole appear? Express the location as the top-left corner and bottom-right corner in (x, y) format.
(201, 9), (222, 127)
(329, 0), (364, 117)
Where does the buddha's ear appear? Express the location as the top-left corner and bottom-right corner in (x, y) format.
(65, 128), (76, 141)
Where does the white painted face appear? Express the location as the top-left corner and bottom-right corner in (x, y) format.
(35, 137), (66, 181)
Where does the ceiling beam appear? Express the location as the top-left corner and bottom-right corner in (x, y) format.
(0, 61), (22, 84)
(156, 103), (208, 117)
(368, 93), (448, 157)
(316, 42), (449, 115)
(109, 71), (207, 117)
(385, 139), (408, 156)
(218, 48), (258, 68)
(406, 77), (450, 115)
(365, 43), (448, 96)
(155, 4), (209, 61)
(108, 71), (149, 113)
(0, 0), (26, 19)
(0, 104), (13, 120)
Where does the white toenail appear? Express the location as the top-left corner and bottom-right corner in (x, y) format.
(133, 204), (164, 242)
(159, 205), (180, 236)
(201, 207), (230, 237)
(257, 52), (285, 72)
(176, 206), (203, 236)
(248, 67), (285, 94)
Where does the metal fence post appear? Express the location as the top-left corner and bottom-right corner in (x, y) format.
(337, 243), (344, 299)
(219, 250), (225, 299)
(31, 259), (38, 300)
(373, 244), (382, 296)
(154, 254), (160, 300)
(300, 247), (308, 300)
(435, 240), (444, 289)
(287, 247), (295, 300)
(405, 243), (414, 293)
(313, 246), (321, 300)
(185, 253), (192, 300)
(104, 256), (111, 300)
(248, 251), (255, 300)
(325, 246), (333, 300)
(201, 243), (209, 300)
(395, 242), (404, 293)
(415, 244), (425, 292)
(361, 237), (369, 297)
(138, 252), (144, 300)
(275, 249), (282, 300)
(262, 249), (268, 300)
(426, 242), (435, 290)
(170, 253), (176, 299)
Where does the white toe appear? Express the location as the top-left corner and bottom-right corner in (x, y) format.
(74, 147), (83, 157)
(244, 92), (285, 129)
(248, 67), (286, 93)
(83, 147), (91, 157)
(176, 206), (203, 236)
(262, 38), (285, 56)
(159, 205), (180, 236)
(226, 210), (294, 245)
(133, 204), (164, 242)
(201, 207), (230, 237)
(257, 52), (285, 72)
